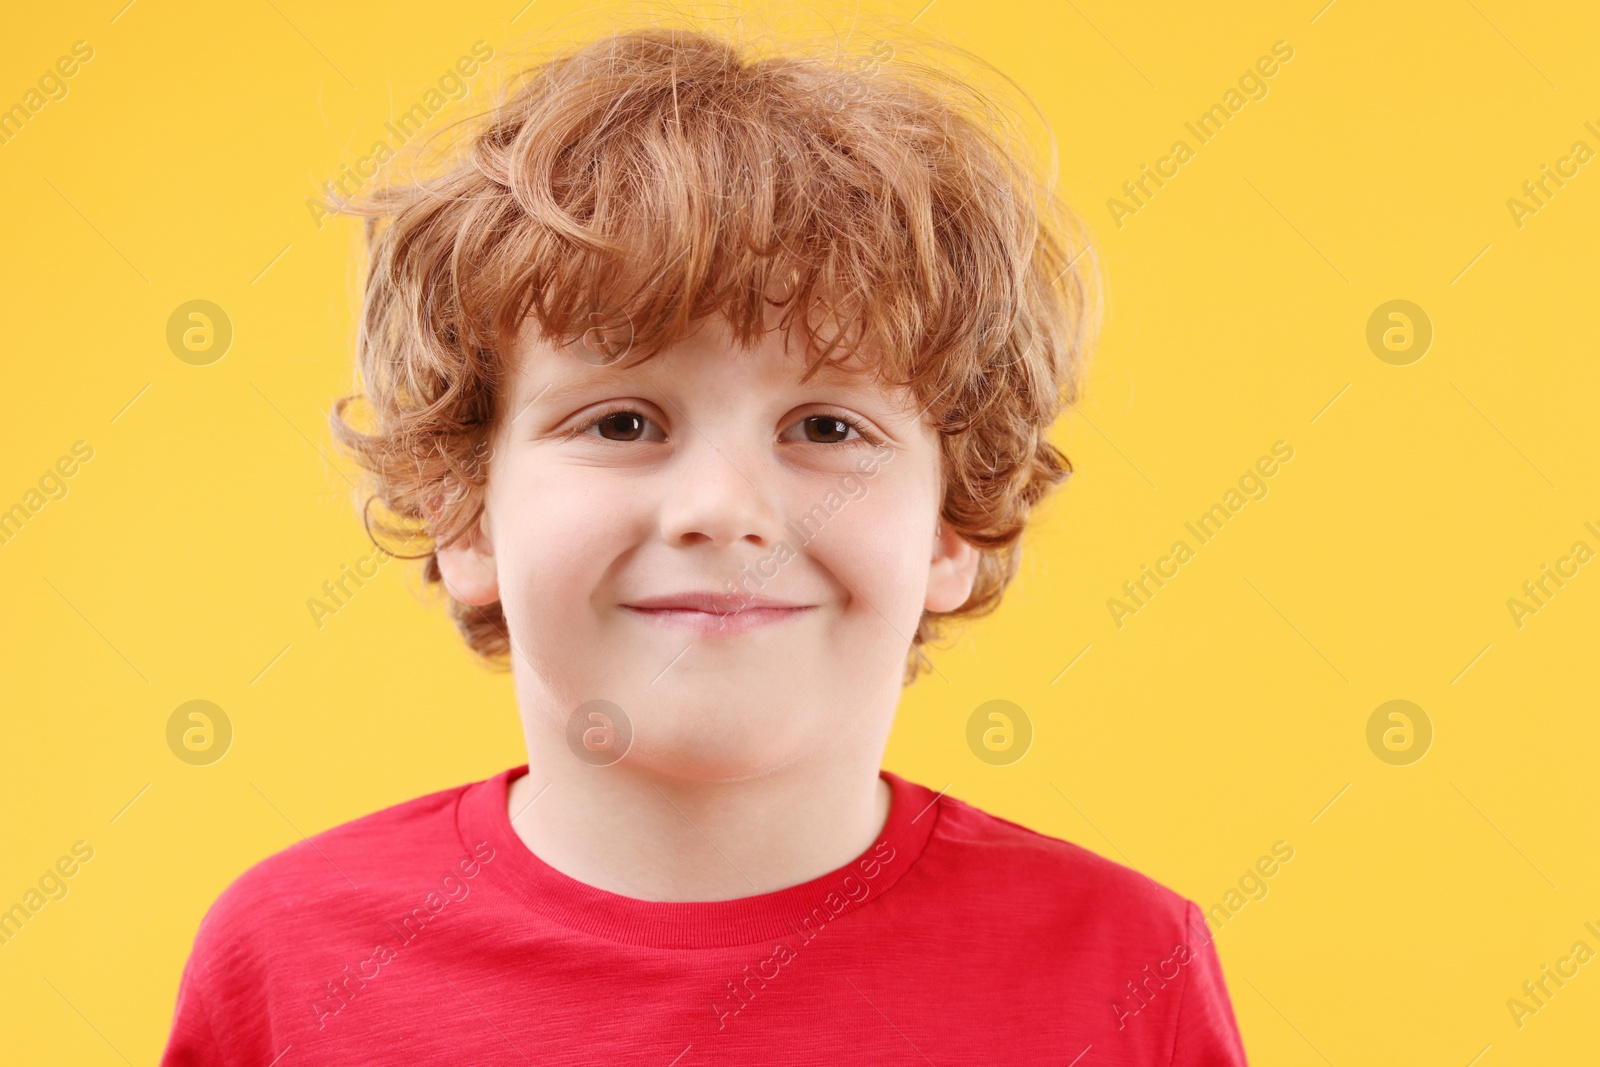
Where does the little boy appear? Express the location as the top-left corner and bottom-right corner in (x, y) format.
(162, 24), (1248, 1065)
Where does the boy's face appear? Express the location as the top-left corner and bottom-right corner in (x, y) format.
(437, 313), (981, 781)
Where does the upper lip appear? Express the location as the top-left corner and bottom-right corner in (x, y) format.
(623, 592), (809, 613)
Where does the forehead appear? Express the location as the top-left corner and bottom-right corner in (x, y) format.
(507, 317), (897, 408)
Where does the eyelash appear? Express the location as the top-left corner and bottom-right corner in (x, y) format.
(565, 406), (882, 448)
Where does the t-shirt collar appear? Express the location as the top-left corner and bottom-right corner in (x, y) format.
(455, 764), (940, 949)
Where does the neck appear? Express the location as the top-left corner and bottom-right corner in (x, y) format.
(504, 745), (893, 902)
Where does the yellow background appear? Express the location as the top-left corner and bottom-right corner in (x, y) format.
(3, 1), (1597, 1062)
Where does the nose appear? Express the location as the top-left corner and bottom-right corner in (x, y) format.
(656, 427), (788, 550)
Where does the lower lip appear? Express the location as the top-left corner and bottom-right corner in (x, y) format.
(621, 605), (815, 635)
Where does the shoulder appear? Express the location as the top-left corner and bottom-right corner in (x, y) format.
(920, 783), (1204, 946)
(162, 773), (507, 1061)
(189, 772), (498, 961)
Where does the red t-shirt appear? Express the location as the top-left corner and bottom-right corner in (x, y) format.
(161, 766), (1248, 1065)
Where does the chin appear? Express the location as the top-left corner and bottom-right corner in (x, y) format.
(619, 713), (808, 784)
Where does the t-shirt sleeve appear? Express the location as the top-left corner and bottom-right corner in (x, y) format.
(1168, 901), (1249, 1066)
(160, 936), (228, 1067)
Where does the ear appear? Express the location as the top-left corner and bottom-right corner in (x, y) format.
(434, 507), (501, 607)
(925, 518), (981, 613)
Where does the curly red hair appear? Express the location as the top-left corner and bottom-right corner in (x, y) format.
(328, 21), (1102, 685)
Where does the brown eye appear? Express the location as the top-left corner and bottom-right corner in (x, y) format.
(805, 415), (856, 444)
(782, 411), (878, 448)
(593, 410), (648, 441)
(571, 407), (659, 443)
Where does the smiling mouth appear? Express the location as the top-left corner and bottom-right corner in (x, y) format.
(619, 604), (816, 636)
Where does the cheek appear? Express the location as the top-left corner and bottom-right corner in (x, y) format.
(794, 474), (934, 620)
(492, 472), (637, 619)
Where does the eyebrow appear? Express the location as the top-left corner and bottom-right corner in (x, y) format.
(507, 355), (889, 427)
(506, 369), (629, 426)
